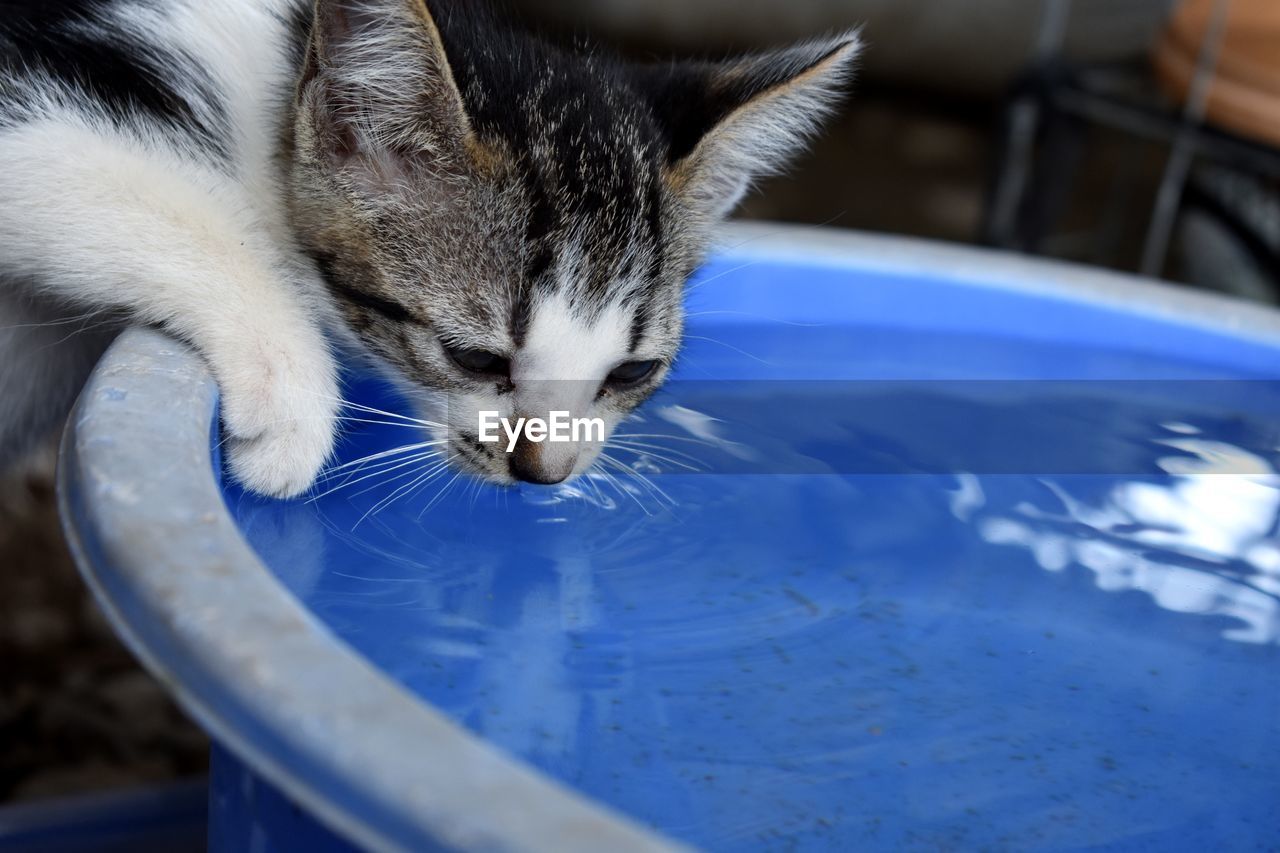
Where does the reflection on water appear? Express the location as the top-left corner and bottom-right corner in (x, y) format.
(980, 429), (1280, 644)
(228, 345), (1280, 851)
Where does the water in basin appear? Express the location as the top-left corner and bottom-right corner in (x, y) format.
(225, 256), (1280, 851)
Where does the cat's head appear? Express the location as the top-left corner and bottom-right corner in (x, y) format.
(288, 0), (858, 484)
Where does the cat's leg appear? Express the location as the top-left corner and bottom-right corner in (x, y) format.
(0, 121), (340, 497)
(0, 287), (121, 472)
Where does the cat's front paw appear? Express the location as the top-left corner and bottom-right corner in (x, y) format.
(217, 344), (339, 499)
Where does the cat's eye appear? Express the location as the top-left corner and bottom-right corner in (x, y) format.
(445, 345), (510, 378)
(606, 359), (660, 388)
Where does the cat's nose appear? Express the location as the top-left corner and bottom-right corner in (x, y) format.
(509, 437), (575, 485)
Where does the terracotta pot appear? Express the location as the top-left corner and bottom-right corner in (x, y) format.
(1153, 0), (1280, 148)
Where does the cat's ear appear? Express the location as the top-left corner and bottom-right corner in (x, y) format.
(298, 0), (476, 186)
(640, 34), (861, 219)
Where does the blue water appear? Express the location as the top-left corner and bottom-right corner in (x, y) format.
(227, 257), (1280, 851)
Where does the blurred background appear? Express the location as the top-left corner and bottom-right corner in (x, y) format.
(3, 0), (1278, 833)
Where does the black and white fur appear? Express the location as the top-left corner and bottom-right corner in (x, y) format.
(0, 0), (859, 496)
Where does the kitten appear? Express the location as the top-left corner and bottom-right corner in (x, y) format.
(0, 0), (859, 496)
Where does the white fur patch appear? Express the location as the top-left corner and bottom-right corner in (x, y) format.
(0, 0), (344, 497)
(517, 290), (634, 383)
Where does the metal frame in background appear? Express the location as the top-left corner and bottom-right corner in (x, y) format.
(982, 0), (1280, 285)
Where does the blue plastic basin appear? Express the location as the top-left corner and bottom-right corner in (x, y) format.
(61, 225), (1280, 852)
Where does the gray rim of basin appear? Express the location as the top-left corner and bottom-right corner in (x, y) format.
(57, 223), (1280, 853)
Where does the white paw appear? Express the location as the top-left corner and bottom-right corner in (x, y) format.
(216, 339), (339, 499)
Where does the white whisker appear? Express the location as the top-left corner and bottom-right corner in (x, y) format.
(309, 449), (443, 501)
(595, 461), (652, 516)
(320, 440), (445, 475)
(685, 259), (762, 293)
(274, 382), (445, 429)
(344, 456), (448, 501)
(416, 467), (466, 520)
(610, 432), (719, 447)
(600, 453), (676, 509)
(683, 309), (824, 328)
(607, 440), (705, 470)
(334, 415), (439, 430)
(356, 456), (453, 528)
(0, 308), (106, 332)
(683, 334), (774, 366)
